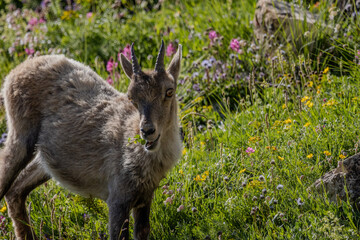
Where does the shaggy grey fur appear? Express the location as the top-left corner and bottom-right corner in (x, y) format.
(0, 43), (182, 240)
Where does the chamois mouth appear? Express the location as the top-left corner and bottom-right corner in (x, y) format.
(145, 134), (160, 151)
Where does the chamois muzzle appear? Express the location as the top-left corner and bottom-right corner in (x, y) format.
(140, 121), (160, 151)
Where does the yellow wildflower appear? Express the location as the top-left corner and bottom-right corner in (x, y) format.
(202, 105), (213, 111)
(339, 154), (346, 159)
(249, 136), (260, 142)
(324, 151), (331, 156)
(282, 104), (287, 109)
(200, 141), (205, 146)
(323, 67), (329, 74)
(306, 153), (314, 159)
(61, 10), (79, 20)
(301, 96), (310, 103)
(248, 180), (264, 189)
(304, 122), (311, 127)
(266, 146), (277, 151)
(194, 96), (204, 103)
(305, 101), (314, 108)
(322, 99), (337, 108)
(308, 81), (313, 87)
(316, 86), (321, 94)
(194, 175), (202, 181)
(239, 168), (246, 174)
(179, 169), (184, 174)
(278, 156), (284, 161)
(194, 171), (209, 182)
(182, 148), (187, 155)
(283, 119), (292, 124)
(0, 205), (6, 213)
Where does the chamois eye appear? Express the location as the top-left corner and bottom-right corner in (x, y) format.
(166, 89), (174, 98)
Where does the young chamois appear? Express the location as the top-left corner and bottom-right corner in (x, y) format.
(0, 40), (182, 240)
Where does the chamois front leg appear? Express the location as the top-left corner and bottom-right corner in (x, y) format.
(133, 201), (151, 240)
(107, 194), (131, 240)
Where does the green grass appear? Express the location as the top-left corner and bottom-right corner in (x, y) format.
(0, 0), (360, 239)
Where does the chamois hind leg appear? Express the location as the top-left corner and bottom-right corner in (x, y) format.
(0, 120), (40, 200)
(5, 157), (50, 240)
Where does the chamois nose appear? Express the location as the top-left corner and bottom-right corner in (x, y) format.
(141, 127), (156, 137)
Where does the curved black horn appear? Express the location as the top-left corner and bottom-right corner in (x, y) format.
(131, 43), (141, 74)
(155, 39), (165, 72)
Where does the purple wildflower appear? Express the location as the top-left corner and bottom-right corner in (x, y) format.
(201, 60), (212, 69)
(208, 30), (218, 41)
(192, 72), (199, 78)
(41, 0), (51, 9)
(209, 56), (216, 64)
(166, 42), (176, 57)
(86, 12), (93, 19)
(179, 78), (185, 85)
(193, 84), (200, 92)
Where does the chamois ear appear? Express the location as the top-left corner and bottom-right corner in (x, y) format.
(119, 54), (133, 80)
(167, 44), (182, 82)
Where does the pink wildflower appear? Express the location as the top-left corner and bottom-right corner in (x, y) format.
(166, 42), (176, 57)
(28, 17), (38, 26)
(0, 215), (5, 231)
(163, 197), (173, 206)
(106, 76), (113, 85)
(230, 38), (240, 52)
(27, 17), (38, 30)
(25, 48), (35, 55)
(39, 18), (46, 24)
(208, 30), (218, 41)
(86, 12), (93, 19)
(118, 44), (131, 61)
(246, 147), (255, 154)
(106, 57), (118, 73)
(177, 204), (185, 212)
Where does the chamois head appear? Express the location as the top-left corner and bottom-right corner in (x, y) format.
(119, 40), (182, 151)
